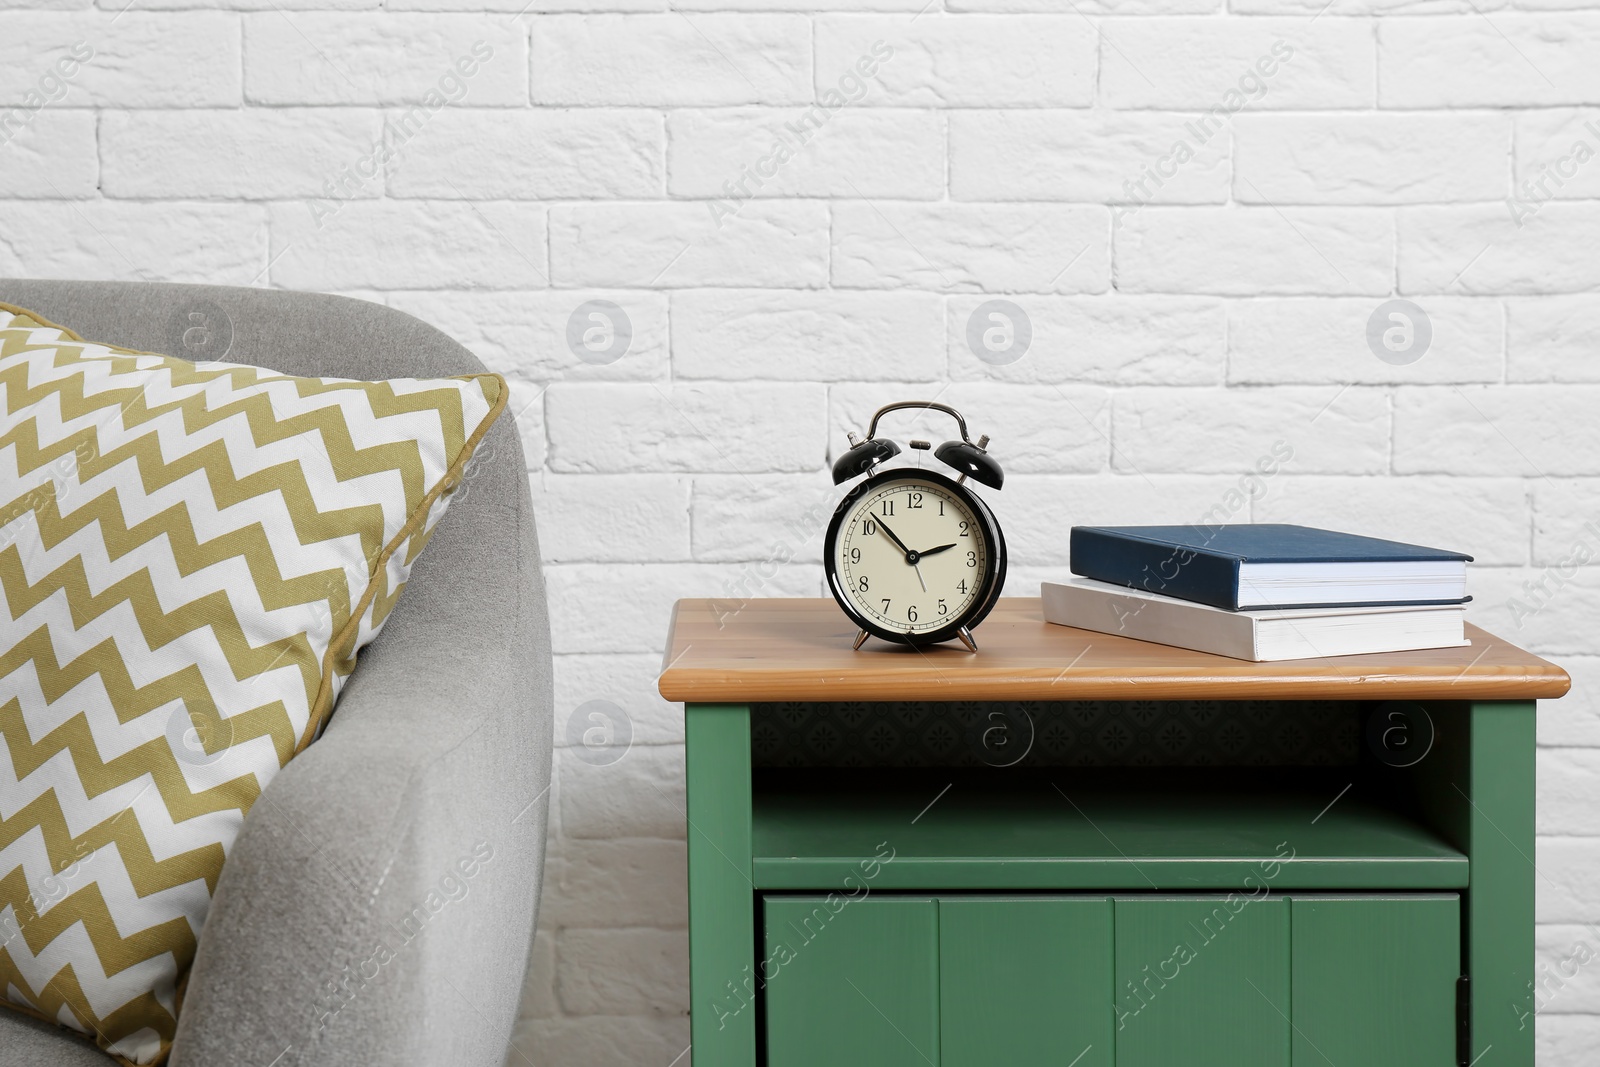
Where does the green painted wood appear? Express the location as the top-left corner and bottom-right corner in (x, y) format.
(753, 771), (1466, 891)
(1289, 895), (1460, 1067)
(940, 897), (1113, 1067)
(764, 895), (940, 1067)
(1399, 701), (1537, 1067)
(685, 703), (756, 1067)
(1114, 895), (1290, 1067)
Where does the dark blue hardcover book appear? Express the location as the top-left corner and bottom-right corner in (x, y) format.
(1068, 524), (1474, 611)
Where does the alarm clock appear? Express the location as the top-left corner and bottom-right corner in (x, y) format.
(825, 401), (1007, 652)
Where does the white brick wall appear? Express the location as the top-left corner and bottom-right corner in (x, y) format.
(2, 4), (1598, 1064)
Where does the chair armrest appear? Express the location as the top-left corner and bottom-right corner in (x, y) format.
(171, 421), (552, 1067)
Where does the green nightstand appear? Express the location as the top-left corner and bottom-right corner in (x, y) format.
(658, 598), (1570, 1067)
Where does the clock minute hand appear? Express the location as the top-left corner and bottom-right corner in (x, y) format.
(916, 543), (958, 558)
(875, 518), (914, 561)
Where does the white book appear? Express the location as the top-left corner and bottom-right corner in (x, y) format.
(1041, 577), (1469, 662)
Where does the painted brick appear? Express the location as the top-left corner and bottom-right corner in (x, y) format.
(243, 13), (526, 105)
(1400, 204), (1600, 295)
(546, 382), (826, 474)
(1100, 17), (1373, 110)
(951, 0), (1218, 11)
(545, 560), (821, 654)
(1468, 565), (1600, 656)
(100, 108), (382, 200)
(1380, 15), (1600, 107)
(388, 108), (664, 199)
(508, 1015), (689, 1067)
(558, 744), (685, 839)
(672, 289), (944, 381)
(1533, 479), (1600, 568)
(386, 290), (669, 382)
(530, 474), (690, 564)
(1515, 109), (1600, 203)
(1112, 386), (1388, 474)
(1540, 749), (1600, 837)
(1234, 113), (1509, 205)
(0, 107), (96, 197)
(828, 382), (1112, 474)
(1227, 297), (1503, 385)
(1508, 296), (1600, 382)
(530, 13), (811, 106)
(691, 473), (835, 564)
(832, 203), (1111, 293)
(1003, 474), (1252, 565)
(540, 837), (686, 929)
(667, 107), (943, 200)
(1537, 837), (1600, 924)
(1394, 386), (1600, 477)
(557, 927), (689, 1016)
(1539, 1016), (1600, 1067)
(948, 295), (1225, 385)
(0, 201), (266, 284)
(950, 109), (1231, 206)
(1537, 657), (1600, 746)
(0, 13), (240, 107)
(550, 201), (829, 289)
(1232, 0), (1502, 12)
(1117, 208), (1393, 296)
(814, 15), (1096, 107)
(553, 653), (684, 748)
(1532, 923), (1600, 1013)
(269, 200), (548, 290)
(1254, 476), (1532, 566)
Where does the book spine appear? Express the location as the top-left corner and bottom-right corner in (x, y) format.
(1068, 528), (1244, 610)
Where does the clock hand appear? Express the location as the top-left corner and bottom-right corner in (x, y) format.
(912, 561), (927, 592)
(874, 518), (915, 561)
(916, 543), (958, 558)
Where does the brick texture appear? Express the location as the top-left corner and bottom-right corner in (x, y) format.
(3, 6), (1596, 1064)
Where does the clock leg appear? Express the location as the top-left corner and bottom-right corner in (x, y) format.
(852, 629), (869, 651)
(957, 626), (978, 653)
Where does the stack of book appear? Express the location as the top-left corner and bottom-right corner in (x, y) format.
(1042, 524), (1473, 662)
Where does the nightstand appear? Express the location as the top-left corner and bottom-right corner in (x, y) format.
(658, 598), (1569, 1067)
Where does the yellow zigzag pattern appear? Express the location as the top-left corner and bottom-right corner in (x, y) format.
(0, 306), (506, 1064)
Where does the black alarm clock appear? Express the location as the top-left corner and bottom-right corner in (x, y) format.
(824, 401), (1007, 652)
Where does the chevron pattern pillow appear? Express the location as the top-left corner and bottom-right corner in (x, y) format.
(0, 304), (506, 1064)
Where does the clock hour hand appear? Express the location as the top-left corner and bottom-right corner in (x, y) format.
(916, 543), (958, 558)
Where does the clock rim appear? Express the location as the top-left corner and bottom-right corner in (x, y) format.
(823, 466), (1007, 647)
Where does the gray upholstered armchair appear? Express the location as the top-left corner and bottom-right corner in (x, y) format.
(0, 281), (552, 1067)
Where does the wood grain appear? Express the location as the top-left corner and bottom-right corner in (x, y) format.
(658, 597), (1570, 702)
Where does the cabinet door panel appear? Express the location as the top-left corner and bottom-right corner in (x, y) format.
(940, 897), (1113, 1067)
(1114, 896), (1290, 1067)
(1290, 895), (1460, 1067)
(764, 896), (939, 1067)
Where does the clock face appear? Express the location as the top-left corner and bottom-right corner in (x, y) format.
(825, 469), (1004, 644)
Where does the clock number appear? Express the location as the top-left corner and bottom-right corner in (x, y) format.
(881, 599), (891, 613)
(881, 500), (894, 517)
(966, 551), (977, 567)
(959, 520), (970, 537)
(958, 580), (968, 595)
(937, 599), (948, 615)
(849, 547), (861, 565)
(858, 575), (869, 592)
(938, 500), (945, 516)
(862, 519), (877, 536)
(907, 492), (923, 509)
(907, 605), (918, 622)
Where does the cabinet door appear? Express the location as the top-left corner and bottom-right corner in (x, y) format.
(1114, 896), (1291, 1067)
(764, 896), (939, 1067)
(940, 897), (1113, 1067)
(1289, 895), (1460, 1067)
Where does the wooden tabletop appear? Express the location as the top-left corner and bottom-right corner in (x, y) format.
(657, 597), (1570, 703)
